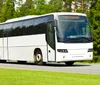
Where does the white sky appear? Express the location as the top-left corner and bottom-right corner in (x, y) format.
(15, 0), (50, 9)
(15, 0), (26, 9)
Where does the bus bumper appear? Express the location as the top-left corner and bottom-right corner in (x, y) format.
(56, 51), (93, 62)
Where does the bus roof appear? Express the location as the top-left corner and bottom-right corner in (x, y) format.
(49, 12), (86, 16)
(1, 12), (86, 24)
(5, 15), (38, 23)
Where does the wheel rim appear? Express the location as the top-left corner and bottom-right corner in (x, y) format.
(36, 54), (42, 62)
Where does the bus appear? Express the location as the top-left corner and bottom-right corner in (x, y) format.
(0, 12), (93, 65)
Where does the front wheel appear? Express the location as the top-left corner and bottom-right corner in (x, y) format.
(65, 61), (75, 66)
(34, 50), (43, 65)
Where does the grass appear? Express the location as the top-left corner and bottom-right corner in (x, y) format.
(0, 68), (100, 85)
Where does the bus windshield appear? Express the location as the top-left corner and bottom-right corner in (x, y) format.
(57, 15), (92, 43)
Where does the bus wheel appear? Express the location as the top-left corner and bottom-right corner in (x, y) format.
(34, 50), (43, 65)
(65, 61), (75, 66)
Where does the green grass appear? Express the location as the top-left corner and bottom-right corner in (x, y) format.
(0, 68), (100, 85)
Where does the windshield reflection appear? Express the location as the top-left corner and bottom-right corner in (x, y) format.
(57, 15), (92, 43)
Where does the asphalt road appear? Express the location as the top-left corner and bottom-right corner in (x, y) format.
(0, 62), (100, 74)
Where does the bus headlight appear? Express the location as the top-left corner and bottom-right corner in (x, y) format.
(57, 49), (68, 53)
(88, 48), (93, 52)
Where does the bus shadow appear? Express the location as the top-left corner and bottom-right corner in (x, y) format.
(43, 63), (91, 67)
(0, 61), (35, 65)
(0, 61), (91, 67)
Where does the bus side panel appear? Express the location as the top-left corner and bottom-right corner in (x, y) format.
(0, 38), (3, 59)
(8, 46), (47, 61)
(47, 45), (55, 62)
(8, 34), (47, 62)
(3, 38), (8, 60)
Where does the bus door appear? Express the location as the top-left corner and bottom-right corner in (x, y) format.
(47, 22), (56, 62)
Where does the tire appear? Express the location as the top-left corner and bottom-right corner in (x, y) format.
(34, 50), (43, 65)
(65, 61), (75, 66)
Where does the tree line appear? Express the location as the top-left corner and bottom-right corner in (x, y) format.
(0, 0), (99, 56)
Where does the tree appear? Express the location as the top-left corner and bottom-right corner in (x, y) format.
(0, 0), (4, 12)
(71, 0), (95, 13)
(87, 0), (100, 55)
(17, 0), (48, 16)
(0, 0), (5, 22)
(47, 0), (63, 12)
(0, 0), (15, 22)
(15, 0), (34, 17)
(33, 0), (48, 15)
(62, 0), (72, 12)
(17, 0), (63, 16)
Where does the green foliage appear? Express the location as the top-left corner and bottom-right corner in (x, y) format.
(16, 0), (62, 16)
(87, 0), (100, 55)
(92, 56), (100, 63)
(33, 0), (49, 15)
(47, 0), (63, 12)
(60, 0), (72, 12)
(0, 0), (5, 22)
(0, 0), (15, 22)
(14, 0), (34, 17)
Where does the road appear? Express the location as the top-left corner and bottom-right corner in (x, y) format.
(0, 62), (100, 74)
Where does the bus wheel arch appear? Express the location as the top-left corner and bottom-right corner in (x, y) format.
(34, 48), (43, 65)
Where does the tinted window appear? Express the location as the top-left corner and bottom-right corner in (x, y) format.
(10, 21), (23, 36)
(34, 17), (48, 34)
(0, 24), (4, 37)
(22, 19), (34, 35)
(13, 21), (22, 28)
(4, 23), (12, 37)
(48, 15), (54, 22)
(1, 15), (54, 37)
(47, 22), (55, 49)
(23, 19), (33, 27)
(34, 17), (47, 25)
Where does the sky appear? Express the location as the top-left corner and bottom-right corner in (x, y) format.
(15, 0), (50, 9)
(15, 0), (26, 9)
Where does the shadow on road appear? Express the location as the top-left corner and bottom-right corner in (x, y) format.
(43, 63), (91, 67)
(0, 61), (91, 67)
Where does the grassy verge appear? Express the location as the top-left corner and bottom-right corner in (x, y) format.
(0, 68), (100, 85)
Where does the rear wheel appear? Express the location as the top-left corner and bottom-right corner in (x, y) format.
(65, 61), (75, 66)
(34, 50), (43, 65)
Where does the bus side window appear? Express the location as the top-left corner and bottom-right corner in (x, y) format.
(0, 24), (4, 37)
(22, 19), (33, 35)
(47, 22), (55, 49)
(34, 17), (47, 34)
(11, 21), (22, 36)
(3, 23), (12, 37)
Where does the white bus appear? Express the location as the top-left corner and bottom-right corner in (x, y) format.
(0, 12), (93, 65)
